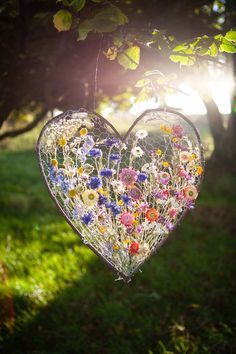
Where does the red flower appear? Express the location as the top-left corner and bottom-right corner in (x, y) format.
(129, 242), (139, 255)
(145, 208), (159, 222)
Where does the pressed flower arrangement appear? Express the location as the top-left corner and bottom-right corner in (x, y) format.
(37, 108), (204, 281)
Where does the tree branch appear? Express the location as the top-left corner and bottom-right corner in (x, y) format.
(0, 108), (48, 142)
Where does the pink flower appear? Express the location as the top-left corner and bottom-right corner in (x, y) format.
(172, 124), (184, 138)
(168, 208), (178, 218)
(158, 172), (170, 185)
(178, 166), (187, 177)
(120, 212), (135, 227)
(119, 168), (138, 187)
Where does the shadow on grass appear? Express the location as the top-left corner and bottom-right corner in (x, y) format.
(0, 150), (236, 354)
(1, 210), (236, 354)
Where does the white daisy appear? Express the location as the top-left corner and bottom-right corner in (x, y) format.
(135, 129), (148, 139)
(111, 180), (125, 194)
(131, 146), (144, 157)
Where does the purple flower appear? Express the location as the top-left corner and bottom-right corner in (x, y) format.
(186, 200), (195, 209)
(158, 215), (166, 224)
(81, 212), (94, 225)
(105, 137), (119, 148)
(166, 222), (174, 231)
(88, 177), (102, 189)
(138, 173), (147, 183)
(100, 168), (113, 178)
(121, 194), (131, 205)
(98, 194), (107, 206)
(89, 148), (102, 158)
(110, 153), (121, 161)
(128, 187), (143, 200)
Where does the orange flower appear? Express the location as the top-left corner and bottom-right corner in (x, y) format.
(145, 208), (159, 222)
(183, 185), (198, 200)
(129, 242), (139, 255)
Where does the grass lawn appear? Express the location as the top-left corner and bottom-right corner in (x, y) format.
(0, 148), (236, 354)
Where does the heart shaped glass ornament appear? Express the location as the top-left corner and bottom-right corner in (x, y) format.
(37, 108), (204, 281)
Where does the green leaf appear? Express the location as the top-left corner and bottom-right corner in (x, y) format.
(77, 20), (93, 40)
(92, 5), (128, 33)
(208, 42), (218, 57)
(169, 54), (195, 66)
(219, 38), (236, 53)
(113, 35), (123, 48)
(53, 10), (72, 32)
(172, 42), (188, 52)
(135, 87), (151, 103)
(117, 46), (140, 70)
(73, 0), (86, 12)
(225, 29), (236, 42)
(77, 5), (128, 40)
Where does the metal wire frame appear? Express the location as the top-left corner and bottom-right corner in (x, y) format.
(36, 108), (204, 282)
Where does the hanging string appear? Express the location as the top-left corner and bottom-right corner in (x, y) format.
(93, 34), (103, 111)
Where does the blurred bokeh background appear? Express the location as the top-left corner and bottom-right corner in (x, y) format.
(0, 0), (236, 353)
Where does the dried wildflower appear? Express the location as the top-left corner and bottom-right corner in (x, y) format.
(145, 208), (159, 222)
(82, 189), (99, 206)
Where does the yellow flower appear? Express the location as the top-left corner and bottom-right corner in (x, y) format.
(98, 226), (107, 234)
(134, 212), (139, 218)
(82, 189), (99, 206)
(160, 124), (166, 131)
(68, 189), (77, 198)
(59, 137), (67, 147)
(160, 124), (172, 134)
(132, 220), (138, 225)
(156, 149), (162, 156)
(196, 166), (203, 175)
(118, 200), (123, 206)
(123, 239), (130, 245)
(162, 161), (169, 168)
(51, 159), (58, 167)
(189, 153), (197, 161)
(102, 190), (108, 196)
(172, 137), (178, 142)
(113, 245), (120, 251)
(80, 127), (88, 137)
(77, 166), (84, 174)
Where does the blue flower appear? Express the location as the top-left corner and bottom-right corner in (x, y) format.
(81, 212), (94, 225)
(110, 153), (121, 161)
(138, 173), (147, 182)
(48, 165), (57, 184)
(98, 194), (108, 206)
(88, 176), (102, 189)
(89, 148), (102, 158)
(56, 170), (70, 193)
(121, 194), (131, 205)
(105, 137), (119, 148)
(100, 168), (113, 178)
(106, 202), (121, 216)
